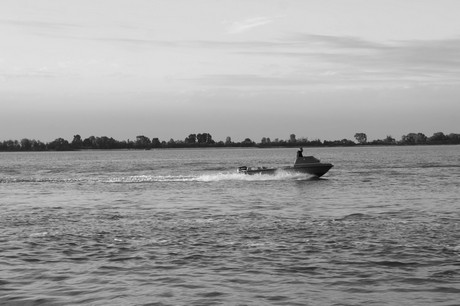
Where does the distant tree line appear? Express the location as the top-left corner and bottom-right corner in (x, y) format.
(352, 132), (460, 146)
(0, 132), (459, 152)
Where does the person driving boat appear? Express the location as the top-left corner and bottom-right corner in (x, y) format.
(297, 147), (303, 158)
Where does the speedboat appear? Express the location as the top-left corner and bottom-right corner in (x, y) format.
(237, 155), (333, 178)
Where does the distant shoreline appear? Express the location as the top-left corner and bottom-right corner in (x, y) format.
(1, 142), (459, 153)
(1, 132), (459, 152)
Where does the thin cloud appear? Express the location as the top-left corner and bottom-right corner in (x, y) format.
(226, 16), (276, 34)
(231, 34), (460, 86)
(192, 74), (325, 87)
(0, 18), (80, 30)
(183, 35), (460, 90)
(288, 33), (388, 50)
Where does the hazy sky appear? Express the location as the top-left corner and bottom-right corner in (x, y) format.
(1, 0), (460, 142)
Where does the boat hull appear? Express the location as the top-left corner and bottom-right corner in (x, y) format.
(289, 163), (333, 177)
(237, 155), (333, 178)
(238, 163), (333, 177)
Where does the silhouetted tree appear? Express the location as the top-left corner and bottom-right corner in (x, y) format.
(428, 132), (448, 144)
(401, 133), (427, 145)
(447, 133), (460, 144)
(167, 138), (176, 146)
(354, 133), (367, 144)
(20, 138), (32, 151)
(135, 135), (151, 149)
(241, 138), (255, 147)
(47, 138), (71, 151)
(71, 134), (83, 149)
(384, 135), (396, 144)
(2, 140), (20, 151)
(297, 137), (308, 144)
(185, 134), (197, 144)
(324, 139), (355, 146)
(83, 136), (96, 148)
(96, 136), (118, 149)
(197, 133), (214, 145)
(151, 138), (161, 148)
(29, 139), (46, 151)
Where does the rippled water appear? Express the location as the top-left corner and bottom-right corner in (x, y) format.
(1, 146), (459, 305)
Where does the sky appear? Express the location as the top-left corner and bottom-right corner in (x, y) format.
(1, 0), (460, 143)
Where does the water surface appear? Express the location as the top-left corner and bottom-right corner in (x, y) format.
(1, 146), (459, 305)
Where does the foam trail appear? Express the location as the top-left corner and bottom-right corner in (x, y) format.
(105, 175), (197, 183)
(105, 172), (310, 183)
(1, 171), (312, 185)
(196, 172), (308, 182)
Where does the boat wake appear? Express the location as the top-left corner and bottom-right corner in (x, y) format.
(1, 172), (316, 185)
(106, 172), (311, 183)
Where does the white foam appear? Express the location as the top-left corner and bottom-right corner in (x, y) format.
(105, 172), (308, 183)
(197, 172), (306, 182)
(105, 175), (196, 183)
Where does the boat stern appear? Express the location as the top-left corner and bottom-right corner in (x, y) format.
(237, 166), (248, 174)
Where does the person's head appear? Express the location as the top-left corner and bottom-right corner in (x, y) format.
(299, 147), (303, 152)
